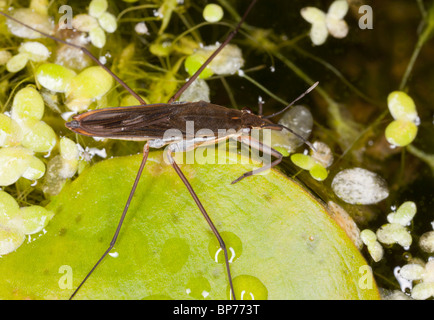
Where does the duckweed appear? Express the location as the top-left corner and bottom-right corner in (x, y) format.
(185, 44), (244, 79)
(387, 91), (418, 122)
(0, 114), (22, 147)
(419, 231), (434, 253)
(97, 12), (117, 33)
(6, 53), (30, 73)
(385, 91), (419, 147)
(65, 66), (114, 111)
(20, 120), (57, 153)
(0, 191), (53, 255)
(89, 26), (106, 49)
(0, 146), (34, 186)
(270, 105), (313, 156)
(89, 0), (108, 18)
(6, 8), (53, 39)
(399, 261), (434, 300)
(36, 63), (77, 93)
(18, 41), (50, 62)
(203, 4), (224, 23)
(386, 201), (417, 226)
(11, 87), (45, 121)
(376, 224), (412, 248)
(0, 50), (12, 65)
(360, 229), (384, 262)
(385, 119), (418, 147)
(291, 152), (328, 181)
(331, 168), (389, 205)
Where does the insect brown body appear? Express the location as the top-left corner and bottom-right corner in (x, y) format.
(66, 101), (279, 141)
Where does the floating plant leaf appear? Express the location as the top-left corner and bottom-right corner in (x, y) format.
(203, 4), (224, 23)
(419, 231), (434, 253)
(0, 151), (380, 299)
(331, 167), (389, 205)
(36, 63), (77, 93)
(271, 105), (313, 156)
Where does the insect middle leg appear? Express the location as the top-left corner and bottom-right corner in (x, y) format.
(69, 142), (151, 300)
(165, 144), (237, 300)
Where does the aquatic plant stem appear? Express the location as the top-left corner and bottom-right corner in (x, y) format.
(407, 145), (434, 175)
(241, 73), (289, 106)
(399, 3), (434, 90)
(273, 51), (360, 149)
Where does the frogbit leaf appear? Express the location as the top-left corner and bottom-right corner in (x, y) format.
(0, 151), (379, 299)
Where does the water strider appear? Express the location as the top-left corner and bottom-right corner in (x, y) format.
(0, 0), (317, 299)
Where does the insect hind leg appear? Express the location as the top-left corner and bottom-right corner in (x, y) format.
(166, 145), (237, 300)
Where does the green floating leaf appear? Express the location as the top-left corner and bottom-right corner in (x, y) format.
(36, 63), (77, 93)
(65, 66), (113, 111)
(0, 151), (380, 299)
(89, 0), (108, 19)
(203, 4), (224, 23)
(290, 153), (315, 170)
(0, 114), (23, 147)
(385, 119), (418, 147)
(98, 12), (117, 33)
(387, 201), (417, 226)
(387, 91), (418, 122)
(309, 163), (328, 181)
(184, 52), (214, 79)
(11, 87), (45, 122)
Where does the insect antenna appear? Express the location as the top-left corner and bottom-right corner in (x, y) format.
(274, 123), (316, 151)
(262, 81), (319, 120)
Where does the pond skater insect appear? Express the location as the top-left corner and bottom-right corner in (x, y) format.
(0, 0), (318, 300)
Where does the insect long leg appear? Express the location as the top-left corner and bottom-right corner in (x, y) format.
(231, 135), (283, 184)
(166, 146), (236, 300)
(168, 0), (258, 103)
(0, 11), (146, 105)
(69, 142), (150, 300)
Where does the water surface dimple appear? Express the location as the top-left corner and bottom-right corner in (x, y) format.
(160, 237), (190, 273)
(228, 275), (268, 300)
(305, 233), (319, 252)
(185, 276), (211, 299)
(58, 227), (67, 236)
(208, 231), (242, 264)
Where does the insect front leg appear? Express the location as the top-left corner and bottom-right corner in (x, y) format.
(231, 135), (283, 184)
(168, 0), (258, 103)
(165, 143), (237, 300)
